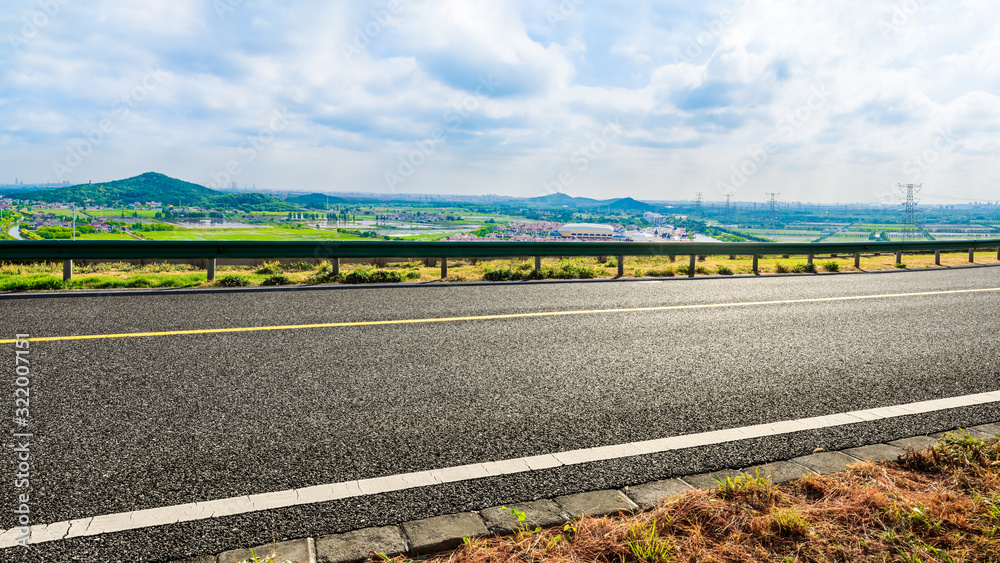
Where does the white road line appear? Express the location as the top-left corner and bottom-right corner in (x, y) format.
(2, 390), (998, 548)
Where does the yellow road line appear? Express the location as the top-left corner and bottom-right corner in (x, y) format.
(3, 287), (999, 344)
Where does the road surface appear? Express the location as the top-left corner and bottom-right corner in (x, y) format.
(2, 267), (999, 561)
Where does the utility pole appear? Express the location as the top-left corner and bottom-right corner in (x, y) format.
(724, 194), (732, 223)
(695, 192), (704, 216)
(72, 203), (76, 241)
(765, 192), (780, 235)
(898, 183), (921, 239)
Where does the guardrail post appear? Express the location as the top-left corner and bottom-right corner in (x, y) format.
(207, 258), (216, 281)
(807, 254), (814, 265)
(935, 250), (941, 265)
(752, 255), (759, 275)
(616, 255), (624, 278)
(668, 255), (675, 262)
(63, 260), (73, 282)
(441, 257), (448, 278)
(895, 251), (902, 264)
(688, 255), (696, 278)
(332, 258), (340, 276)
(535, 256), (541, 271)
(969, 249), (975, 263)
(854, 253), (860, 268)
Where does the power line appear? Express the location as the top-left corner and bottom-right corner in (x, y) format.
(694, 192), (704, 215)
(765, 192), (780, 235)
(898, 183), (921, 239)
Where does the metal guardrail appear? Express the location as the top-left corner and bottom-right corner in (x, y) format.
(2, 239), (1000, 281)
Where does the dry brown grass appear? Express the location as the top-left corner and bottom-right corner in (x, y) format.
(373, 431), (1000, 563)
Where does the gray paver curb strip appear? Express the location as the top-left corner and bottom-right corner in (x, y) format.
(169, 425), (998, 563)
(790, 451), (861, 475)
(401, 512), (489, 556)
(216, 537), (313, 563)
(553, 489), (639, 519)
(479, 500), (570, 536)
(842, 443), (907, 464)
(315, 525), (408, 563)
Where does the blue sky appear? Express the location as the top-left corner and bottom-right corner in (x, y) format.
(1, 0), (998, 203)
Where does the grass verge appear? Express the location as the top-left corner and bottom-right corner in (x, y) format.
(2, 251), (999, 292)
(370, 430), (1000, 563)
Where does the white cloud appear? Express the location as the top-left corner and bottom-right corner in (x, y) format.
(0, 0), (998, 201)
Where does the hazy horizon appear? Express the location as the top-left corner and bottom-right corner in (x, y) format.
(2, 1), (998, 204)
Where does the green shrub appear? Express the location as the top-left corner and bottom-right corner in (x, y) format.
(482, 264), (536, 281)
(676, 264), (710, 276)
(543, 260), (598, 279)
(643, 267), (675, 277)
(820, 260), (840, 272)
(280, 261), (318, 272)
(343, 267), (405, 284)
(791, 263), (817, 273)
(308, 262), (342, 284)
(774, 263), (790, 274)
(255, 261), (281, 275)
(481, 259), (597, 281)
(261, 274), (292, 286)
(216, 274), (250, 287)
(604, 258), (618, 268)
(716, 265), (734, 275)
(895, 262), (906, 268)
(625, 519), (674, 562)
(771, 507), (811, 536)
(715, 468), (772, 500)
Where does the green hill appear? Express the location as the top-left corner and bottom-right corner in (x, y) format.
(600, 197), (655, 212)
(516, 193), (655, 212)
(8, 172), (218, 206)
(518, 193), (602, 206)
(210, 192), (301, 212)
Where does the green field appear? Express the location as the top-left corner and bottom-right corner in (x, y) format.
(823, 232), (875, 241)
(742, 229), (824, 242)
(138, 227), (368, 241)
(394, 232), (455, 241)
(83, 209), (161, 218)
(76, 232), (140, 240)
(29, 207), (76, 217)
(929, 233), (995, 240)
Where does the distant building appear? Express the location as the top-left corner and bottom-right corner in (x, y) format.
(556, 223), (615, 240)
(643, 212), (667, 224)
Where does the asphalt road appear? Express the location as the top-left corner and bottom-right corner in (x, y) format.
(3, 267), (1000, 562)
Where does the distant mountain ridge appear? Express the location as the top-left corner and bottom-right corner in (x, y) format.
(517, 192), (654, 211)
(3, 172), (218, 206)
(521, 193), (602, 206)
(2, 174), (657, 212)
